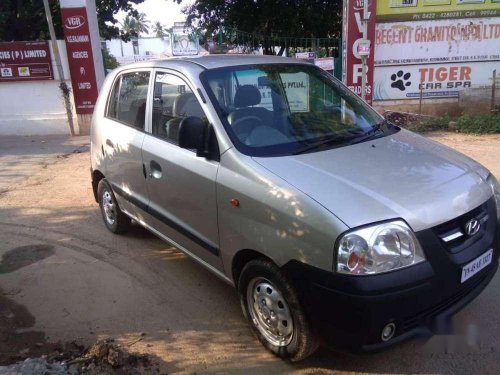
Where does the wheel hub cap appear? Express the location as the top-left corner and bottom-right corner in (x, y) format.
(247, 278), (293, 347)
(102, 191), (116, 225)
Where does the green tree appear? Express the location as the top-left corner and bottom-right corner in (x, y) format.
(0, 0), (59, 40)
(176, 0), (342, 39)
(0, 0), (146, 41)
(120, 13), (150, 37)
(102, 47), (119, 70)
(152, 21), (166, 37)
(120, 15), (139, 37)
(134, 13), (151, 36)
(96, 0), (146, 40)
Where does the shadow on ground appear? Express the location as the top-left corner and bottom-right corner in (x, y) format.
(0, 148), (499, 374)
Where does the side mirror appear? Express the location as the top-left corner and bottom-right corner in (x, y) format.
(178, 116), (207, 156)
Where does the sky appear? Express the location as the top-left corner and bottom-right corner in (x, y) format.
(115, 0), (194, 33)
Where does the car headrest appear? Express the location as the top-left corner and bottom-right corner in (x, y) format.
(234, 85), (261, 108)
(173, 92), (202, 117)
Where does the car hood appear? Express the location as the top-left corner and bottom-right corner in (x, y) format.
(253, 130), (492, 232)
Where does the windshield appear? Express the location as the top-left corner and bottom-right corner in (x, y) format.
(200, 63), (394, 157)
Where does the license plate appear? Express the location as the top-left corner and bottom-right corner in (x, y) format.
(461, 249), (493, 283)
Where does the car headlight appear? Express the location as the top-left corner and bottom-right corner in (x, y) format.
(486, 174), (500, 220)
(336, 220), (426, 275)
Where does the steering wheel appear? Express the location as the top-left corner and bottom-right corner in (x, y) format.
(231, 116), (263, 142)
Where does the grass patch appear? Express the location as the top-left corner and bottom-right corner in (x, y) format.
(456, 113), (500, 134)
(385, 111), (500, 134)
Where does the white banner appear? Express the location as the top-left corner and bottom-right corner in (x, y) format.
(314, 58), (334, 71)
(374, 61), (500, 100)
(375, 17), (500, 66)
(234, 71), (310, 112)
(116, 55), (159, 65)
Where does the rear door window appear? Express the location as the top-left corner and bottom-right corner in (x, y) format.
(151, 72), (205, 144)
(107, 71), (150, 130)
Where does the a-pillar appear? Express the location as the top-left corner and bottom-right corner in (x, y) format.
(59, 0), (104, 135)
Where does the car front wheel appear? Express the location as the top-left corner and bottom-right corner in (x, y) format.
(238, 258), (319, 361)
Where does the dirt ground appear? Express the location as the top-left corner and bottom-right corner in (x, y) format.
(0, 132), (499, 374)
(427, 132), (500, 178)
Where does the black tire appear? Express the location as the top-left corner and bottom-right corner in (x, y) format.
(238, 258), (319, 361)
(97, 179), (130, 234)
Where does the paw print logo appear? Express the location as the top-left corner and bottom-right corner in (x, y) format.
(390, 71), (411, 91)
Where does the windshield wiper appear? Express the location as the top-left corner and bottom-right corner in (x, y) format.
(292, 135), (351, 155)
(348, 122), (385, 145)
(292, 121), (390, 155)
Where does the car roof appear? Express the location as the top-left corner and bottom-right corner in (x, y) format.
(114, 54), (308, 73)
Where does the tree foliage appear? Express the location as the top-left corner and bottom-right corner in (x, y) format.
(134, 13), (151, 36)
(0, 0), (59, 41)
(120, 13), (151, 37)
(0, 0), (146, 42)
(176, 0), (342, 38)
(96, 0), (146, 40)
(102, 47), (119, 70)
(152, 21), (167, 38)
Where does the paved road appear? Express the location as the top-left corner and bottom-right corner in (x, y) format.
(0, 133), (499, 374)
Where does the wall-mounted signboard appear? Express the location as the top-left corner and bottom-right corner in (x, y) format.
(375, 18), (500, 66)
(296, 52), (317, 59)
(0, 41), (53, 82)
(171, 22), (199, 56)
(314, 57), (335, 71)
(374, 61), (498, 99)
(377, 0), (500, 22)
(342, 0), (376, 103)
(61, 7), (99, 114)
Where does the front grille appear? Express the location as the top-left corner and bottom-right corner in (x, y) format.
(400, 269), (490, 333)
(433, 201), (489, 253)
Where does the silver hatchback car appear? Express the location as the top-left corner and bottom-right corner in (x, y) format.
(91, 55), (500, 361)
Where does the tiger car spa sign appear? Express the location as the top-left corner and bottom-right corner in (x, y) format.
(373, 61), (499, 100)
(0, 41), (53, 81)
(61, 7), (98, 114)
(342, 0), (376, 103)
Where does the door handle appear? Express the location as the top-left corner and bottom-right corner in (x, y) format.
(149, 160), (162, 179)
(106, 139), (114, 148)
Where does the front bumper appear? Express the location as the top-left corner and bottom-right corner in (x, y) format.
(283, 199), (500, 352)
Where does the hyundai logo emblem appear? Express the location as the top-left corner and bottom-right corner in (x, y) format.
(464, 218), (481, 237)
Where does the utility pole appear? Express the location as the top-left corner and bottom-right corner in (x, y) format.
(42, 0), (75, 135)
(361, 0), (368, 101)
(492, 69), (497, 112)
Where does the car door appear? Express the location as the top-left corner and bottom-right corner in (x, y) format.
(142, 70), (223, 270)
(102, 69), (152, 216)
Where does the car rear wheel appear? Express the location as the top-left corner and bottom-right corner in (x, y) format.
(238, 258), (319, 361)
(98, 179), (130, 234)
